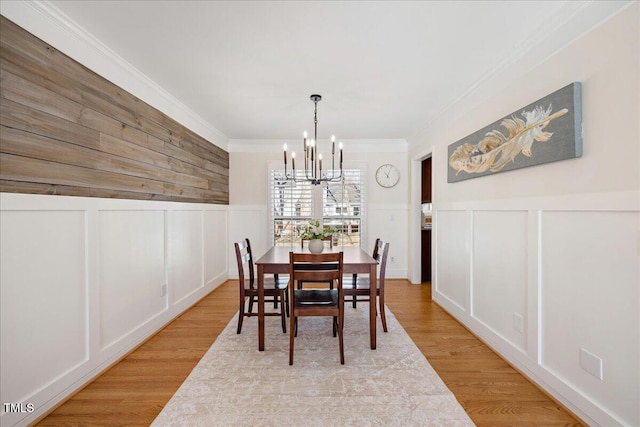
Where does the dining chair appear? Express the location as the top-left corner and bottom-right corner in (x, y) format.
(342, 240), (390, 332)
(288, 251), (344, 365)
(344, 238), (379, 308)
(299, 235), (334, 289)
(234, 238), (288, 334)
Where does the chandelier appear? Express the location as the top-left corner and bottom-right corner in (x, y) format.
(283, 94), (343, 185)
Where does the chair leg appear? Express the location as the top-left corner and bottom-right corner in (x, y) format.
(332, 316), (337, 337)
(248, 295), (255, 314)
(284, 290), (290, 317)
(274, 274), (280, 307)
(280, 291), (287, 333)
(289, 314), (296, 365)
(351, 274), (357, 308)
(338, 312), (345, 365)
(379, 293), (388, 333)
(237, 298), (245, 334)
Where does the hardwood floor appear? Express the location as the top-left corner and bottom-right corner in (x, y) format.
(384, 280), (583, 427)
(36, 280), (583, 426)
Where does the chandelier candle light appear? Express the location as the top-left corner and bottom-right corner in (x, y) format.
(283, 94), (343, 185)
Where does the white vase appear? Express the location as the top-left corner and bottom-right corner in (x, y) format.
(308, 239), (324, 253)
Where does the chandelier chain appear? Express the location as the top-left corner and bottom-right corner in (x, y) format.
(314, 99), (318, 142)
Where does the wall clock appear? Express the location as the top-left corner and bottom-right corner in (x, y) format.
(375, 164), (400, 188)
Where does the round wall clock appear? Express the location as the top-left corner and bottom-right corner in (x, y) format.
(375, 164), (400, 188)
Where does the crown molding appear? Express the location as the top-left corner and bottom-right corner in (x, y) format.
(0, 0), (229, 150)
(228, 139), (408, 153)
(408, 0), (634, 147)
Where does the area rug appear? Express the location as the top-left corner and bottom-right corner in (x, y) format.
(151, 305), (475, 427)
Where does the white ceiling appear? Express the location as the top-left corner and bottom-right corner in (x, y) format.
(32, 1), (629, 144)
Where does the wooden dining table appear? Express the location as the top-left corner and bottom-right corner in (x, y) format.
(254, 245), (379, 351)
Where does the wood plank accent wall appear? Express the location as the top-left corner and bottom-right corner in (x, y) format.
(0, 16), (229, 204)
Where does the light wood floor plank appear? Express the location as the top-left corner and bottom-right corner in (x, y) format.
(35, 280), (583, 426)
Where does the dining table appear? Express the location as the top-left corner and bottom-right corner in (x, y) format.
(254, 245), (379, 351)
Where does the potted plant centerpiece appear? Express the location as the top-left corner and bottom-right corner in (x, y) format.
(299, 220), (335, 253)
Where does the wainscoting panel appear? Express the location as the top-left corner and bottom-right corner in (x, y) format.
(227, 206), (269, 279)
(368, 204), (408, 278)
(540, 210), (638, 424)
(434, 210), (469, 311)
(0, 193), (228, 426)
(169, 210), (204, 305)
(472, 210), (527, 351)
(204, 209), (228, 286)
(98, 210), (166, 351)
(0, 209), (87, 411)
(433, 191), (639, 426)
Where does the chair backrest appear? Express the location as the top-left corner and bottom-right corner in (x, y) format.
(301, 235), (333, 249)
(372, 238), (381, 258)
(289, 251), (343, 289)
(234, 238), (254, 288)
(373, 240), (390, 286)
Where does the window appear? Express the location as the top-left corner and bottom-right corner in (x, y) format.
(322, 169), (363, 247)
(270, 170), (314, 246)
(270, 167), (365, 247)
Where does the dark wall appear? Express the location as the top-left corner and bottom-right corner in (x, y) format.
(0, 16), (229, 204)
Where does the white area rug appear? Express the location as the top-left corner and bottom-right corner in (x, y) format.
(151, 305), (475, 426)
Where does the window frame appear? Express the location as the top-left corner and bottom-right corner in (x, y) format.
(321, 166), (365, 248)
(267, 161), (366, 248)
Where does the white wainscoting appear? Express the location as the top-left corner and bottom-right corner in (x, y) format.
(0, 193), (228, 427)
(98, 210), (167, 351)
(433, 191), (639, 427)
(1, 209), (88, 418)
(169, 210), (204, 306)
(434, 210), (469, 311)
(472, 210), (528, 352)
(227, 205), (269, 279)
(368, 204), (409, 279)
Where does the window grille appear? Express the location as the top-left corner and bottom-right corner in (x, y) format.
(270, 168), (364, 247)
(322, 169), (363, 247)
(270, 170), (314, 246)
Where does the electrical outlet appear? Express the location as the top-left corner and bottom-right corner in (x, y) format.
(161, 284), (168, 297)
(580, 348), (603, 380)
(513, 312), (523, 333)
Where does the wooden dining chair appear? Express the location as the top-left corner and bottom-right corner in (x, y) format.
(234, 238), (288, 334)
(288, 251), (344, 365)
(299, 235), (334, 289)
(342, 240), (390, 332)
(344, 238), (379, 308)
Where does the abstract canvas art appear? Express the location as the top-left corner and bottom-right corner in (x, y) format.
(448, 82), (582, 183)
